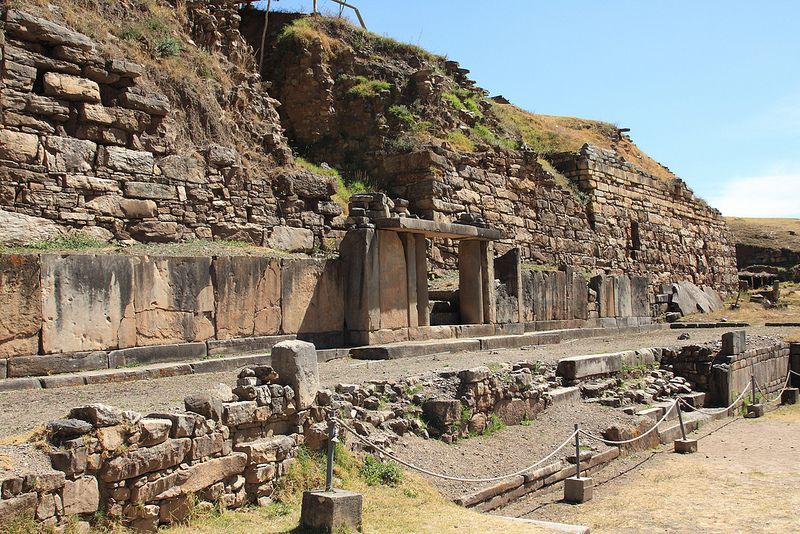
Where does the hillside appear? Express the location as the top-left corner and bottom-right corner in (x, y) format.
(725, 218), (800, 253)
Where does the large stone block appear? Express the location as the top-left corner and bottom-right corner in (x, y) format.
(5, 10), (96, 50)
(0, 493), (38, 528)
(0, 254), (42, 358)
(267, 226), (314, 253)
(61, 476), (99, 515)
(630, 275), (650, 317)
(721, 330), (746, 356)
(179, 453), (247, 494)
(41, 254), (136, 353)
(615, 275), (633, 318)
(557, 352), (622, 381)
(0, 130), (39, 163)
(281, 259), (344, 335)
(8, 351), (107, 377)
(378, 231), (409, 329)
(301, 490), (363, 534)
(42, 72), (100, 102)
(133, 257), (214, 346)
(213, 256), (281, 340)
(100, 146), (154, 174)
(45, 136), (97, 173)
(341, 229), (380, 333)
(101, 438), (191, 482)
(272, 340), (319, 410)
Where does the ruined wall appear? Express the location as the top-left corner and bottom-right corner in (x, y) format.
(735, 244), (800, 270)
(0, 253), (344, 378)
(381, 145), (737, 294)
(0, 9), (342, 251)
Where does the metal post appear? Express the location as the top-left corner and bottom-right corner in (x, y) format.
(677, 402), (687, 441)
(574, 423), (580, 478)
(751, 375), (757, 406)
(325, 417), (338, 492)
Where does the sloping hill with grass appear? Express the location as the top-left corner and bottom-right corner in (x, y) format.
(726, 218), (800, 253)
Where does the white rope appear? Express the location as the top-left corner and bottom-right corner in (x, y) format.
(754, 373), (792, 404)
(335, 417), (579, 483)
(578, 400), (678, 445)
(678, 384), (751, 415)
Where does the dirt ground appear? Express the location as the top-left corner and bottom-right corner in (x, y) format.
(0, 326), (794, 440)
(497, 404), (800, 533)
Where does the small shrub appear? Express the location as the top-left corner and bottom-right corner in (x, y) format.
(443, 91), (465, 111)
(481, 415), (506, 437)
(154, 35), (181, 58)
(471, 124), (517, 150)
(388, 104), (416, 127)
(446, 130), (475, 152)
(359, 455), (403, 487)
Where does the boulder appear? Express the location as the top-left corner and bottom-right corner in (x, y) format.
(5, 10), (96, 50)
(184, 394), (223, 422)
(422, 398), (462, 434)
(101, 146), (154, 174)
(46, 419), (93, 443)
(271, 340), (319, 410)
(274, 169), (335, 200)
(118, 87), (170, 116)
(267, 226), (314, 253)
(207, 144), (238, 167)
(0, 210), (67, 247)
(140, 418), (173, 446)
(233, 436), (294, 463)
(670, 280), (723, 315)
(68, 404), (124, 427)
(100, 438), (191, 482)
(45, 136), (97, 173)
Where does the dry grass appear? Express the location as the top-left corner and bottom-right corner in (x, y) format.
(725, 217), (800, 253)
(164, 471), (545, 534)
(683, 283), (800, 326)
(492, 104), (676, 181)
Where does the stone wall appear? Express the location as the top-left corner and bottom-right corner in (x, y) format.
(0, 8), (341, 251)
(382, 146), (737, 294)
(662, 335), (790, 406)
(0, 253), (344, 377)
(0, 346), (328, 531)
(735, 243), (800, 270)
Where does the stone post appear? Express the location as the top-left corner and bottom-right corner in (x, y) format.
(458, 240), (483, 324)
(401, 233), (419, 328)
(271, 340), (319, 410)
(415, 234), (430, 327)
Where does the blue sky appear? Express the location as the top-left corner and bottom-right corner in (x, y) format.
(260, 1), (800, 217)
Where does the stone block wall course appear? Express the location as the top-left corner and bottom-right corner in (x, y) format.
(0, 9), (341, 251)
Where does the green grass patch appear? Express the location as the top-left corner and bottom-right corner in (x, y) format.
(345, 76), (391, 98)
(388, 104), (417, 127)
(118, 15), (181, 59)
(446, 130), (475, 152)
(470, 124), (517, 150)
(360, 455), (403, 487)
(0, 233), (109, 254)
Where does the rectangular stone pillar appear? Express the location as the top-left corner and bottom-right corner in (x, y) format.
(401, 234), (419, 328)
(378, 231), (409, 330)
(459, 240), (483, 324)
(480, 241), (496, 324)
(415, 234), (430, 327)
(341, 229), (380, 338)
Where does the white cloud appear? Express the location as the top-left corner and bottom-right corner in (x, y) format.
(711, 174), (800, 218)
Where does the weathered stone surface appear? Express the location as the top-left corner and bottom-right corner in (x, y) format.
(133, 256), (214, 345)
(100, 146), (154, 174)
(0, 130), (39, 163)
(274, 169), (335, 200)
(615, 275), (633, 318)
(101, 438), (191, 482)
(124, 181), (175, 200)
(341, 229), (380, 333)
(5, 10), (96, 50)
(68, 403), (124, 427)
(64, 174), (120, 193)
(207, 144), (238, 167)
(557, 353), (622, 381)
(378, 231), (409, 329)
(45, 136), (97, 173)
(46, 419), (93, 443)
(184, 394), (223, 422)
(159, 494), (192, 524)
(721, 330), (746, 356)
(118, 87), (170, 116)
(630, 275), (650, 317)
(422, 398), (462, 433)
(61, 477), (100, 515)
(0, 211), (67, 247)
(281, 259), (344, 335)
(140, 418), (173, 446)
(179, 452), (247, 494)
(107, 342), (206, 367)
(0, 492), (38, 527)
(213, 256), (281, 339)
(50, 446), (88, 476)
(267, 226), (314, 253)
(300, 490), (362, 534)
(107, 59), (144, 78)
(7, 351), (107, 377)
(42, 73), (100, 102)
(157, 153), (206, 184)
(223, 401), (257, 426)
(233, 436), (294, 463)
(41, 254), (136, 353)
(147, 413), (197, 439)
(190, 432), (224, 460)
(0, 254), (42, 357)
(670, 280), (722, 315)
(271, 340), (319, 410)
(85, 196), (158, 218)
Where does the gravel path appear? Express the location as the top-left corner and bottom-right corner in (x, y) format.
(496, 404), (800, 533)
(387, 400), (631, 499)
(0, 326), (791, 439)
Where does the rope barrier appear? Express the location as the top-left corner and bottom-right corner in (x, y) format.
(577, 399), (678, 445)
(677, 385), (751, 416)
(754, 373), (792, 404)
(334, 416), (579, 483)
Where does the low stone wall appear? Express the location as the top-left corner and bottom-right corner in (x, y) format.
(0, 253), (344, 377)
(0, 341), (327, 531)
(791, 343), (800, 388)
(661, 335), (791, 406)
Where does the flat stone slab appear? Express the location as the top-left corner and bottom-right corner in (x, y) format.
(206, 335), (296, 356)
(496, 516), (590, 534)
(108, 342), (207, 367)
(351, 338), (481, 360)
(670, 322), (750, 329)
(557, 352), (623, 381)
(374, 217), (501, 240)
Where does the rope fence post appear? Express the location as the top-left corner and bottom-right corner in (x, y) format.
(325, 416), (338, 492)
(564, 423), (592, 504)
(746, 374), (765, 418)
(674, 400), (698, 454)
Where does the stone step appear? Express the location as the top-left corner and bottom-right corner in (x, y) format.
(670, 322), (750, 329)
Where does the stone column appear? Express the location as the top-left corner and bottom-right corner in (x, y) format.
(401, 234), (419, 328)
(340, 228), (380, 345)
(480, 241), (496, 324)
(414, 234), (430, 327)
(458, 240), (483, 324)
